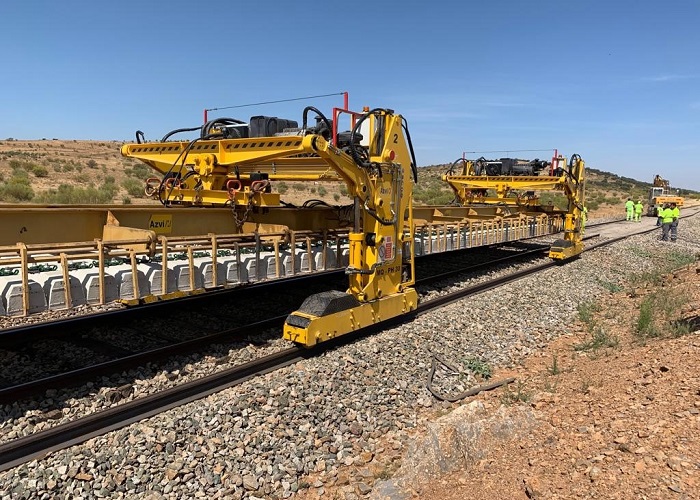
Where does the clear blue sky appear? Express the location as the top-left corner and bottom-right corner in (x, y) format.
(1, 1), (699, 189)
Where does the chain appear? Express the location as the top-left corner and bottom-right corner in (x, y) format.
(232, 196), (254, 230)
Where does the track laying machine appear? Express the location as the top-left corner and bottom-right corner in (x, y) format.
(0, 104), (585, 346)
(122, 107), (419, 346)
(442, 152), (586, 260)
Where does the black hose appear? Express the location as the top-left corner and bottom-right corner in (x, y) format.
(201, 118), (246, 139)
(475, 156), (487, 175)
(349, 108), (387, 168)
(447, 157), (465, 176)
(135, 130), (146, 144)
(401, 117), (419, 183)
(158, 137), (204, 205)
(161, 126), (202, 142)
(302, 106), (333, 139)
(569, 153), (581, 168)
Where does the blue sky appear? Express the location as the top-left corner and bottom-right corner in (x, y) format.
(1, 1), (699, 189)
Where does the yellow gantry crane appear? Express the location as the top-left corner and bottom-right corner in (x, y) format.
(442, 153), (586, 260)
(122, 107), (419, 346)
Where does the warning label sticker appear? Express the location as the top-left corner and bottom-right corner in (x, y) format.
(382, 236), (394, 261)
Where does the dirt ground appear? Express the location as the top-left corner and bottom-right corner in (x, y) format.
(415, 264), (700, 500)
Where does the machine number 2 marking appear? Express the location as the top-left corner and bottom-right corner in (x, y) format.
(393, 133), (398, 143)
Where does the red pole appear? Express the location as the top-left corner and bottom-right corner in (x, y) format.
(551, 149), (558, 176)
(343, 92), (349, 110)
(204, 109), (208, 124)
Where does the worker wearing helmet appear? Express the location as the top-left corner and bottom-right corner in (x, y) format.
(660, 203), (674, 241)
(670, 202), (680, 241)
(625, 198), (634, 221)
(634, 200), (643, 222)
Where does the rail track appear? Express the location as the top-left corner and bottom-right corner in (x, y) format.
(1, 214), (666, 473)
(0, 239), (555, 403)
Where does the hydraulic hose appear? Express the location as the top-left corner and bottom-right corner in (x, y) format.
(446, 157), (466, 176)
(158, 137), (204, 205)
(201, 118), (246, 139)
(349, 108), (388, 168)
(161, 126), (202, 142)
(401, 117), (419, 183)
(302, 106), (333, 140)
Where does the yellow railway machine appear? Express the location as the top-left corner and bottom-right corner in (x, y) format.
(121, 107), (419, 347)
(442, 153), (586, 260)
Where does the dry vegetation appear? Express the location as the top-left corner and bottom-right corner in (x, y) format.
(0, 139), (696, 214)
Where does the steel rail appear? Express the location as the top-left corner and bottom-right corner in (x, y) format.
(0, 216), (691, 472)
(0, 241), (552, 402)
(0, 234), (548, 345)
(0, 346), (308, 473)
(0, 315), (287, 404)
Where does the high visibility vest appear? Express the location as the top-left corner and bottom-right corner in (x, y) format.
(661, 208), (674, 224)
(634, 203), (643, 213)
(625, 200), (634, 211)
(671, 207), (680, 220)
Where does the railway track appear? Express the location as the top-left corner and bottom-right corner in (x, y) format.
(1, 219), (657, 473)
(0, 240), (555, 403)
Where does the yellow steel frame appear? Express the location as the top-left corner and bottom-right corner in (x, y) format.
(121, 139), (342, 207)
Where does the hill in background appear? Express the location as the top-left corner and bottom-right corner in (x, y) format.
(0, 139), (696, 217)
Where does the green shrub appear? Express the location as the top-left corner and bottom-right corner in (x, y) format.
(317, 186), (327, 196)
(10, 168), (29, 180)
(127, 164), (151, 178)
(277, 181), (288, 194)
(33, 184), (116, 204)
(574, 326), (619, 351)
(121, 178), (144, 197)
(333, 193), (340, 202)
(75, 174), (90, 184)
(635, 298), (658, 339)
(86, 159), (98, 169)
(32, 166), (49, 178)
(0, 174), (35, 201)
